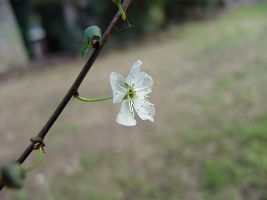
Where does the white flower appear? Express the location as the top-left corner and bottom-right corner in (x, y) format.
(110, 60), (155, 126)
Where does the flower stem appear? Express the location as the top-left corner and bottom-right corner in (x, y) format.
(74, 94), (113, 103)
(24, 148), (43, 173)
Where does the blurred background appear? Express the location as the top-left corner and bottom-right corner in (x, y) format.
(1, 0), (267, 199)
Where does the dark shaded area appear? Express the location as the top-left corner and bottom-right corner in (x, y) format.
(9, 0), (260, 59)
(37, 4), (68, 53)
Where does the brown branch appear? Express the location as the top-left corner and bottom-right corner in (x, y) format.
(0, 0), (133, 191)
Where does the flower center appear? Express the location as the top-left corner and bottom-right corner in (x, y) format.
(128, 87), (135, 99)
(124, 83), (136, 100)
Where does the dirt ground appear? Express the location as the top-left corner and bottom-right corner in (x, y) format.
(1, 4), (267, 200)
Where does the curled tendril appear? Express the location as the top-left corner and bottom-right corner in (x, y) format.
(24, 148), (44, 173)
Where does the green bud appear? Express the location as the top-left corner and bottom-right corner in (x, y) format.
(81, 26), (102, 57)
(84, 26), (102, 47)
(1, 163), (26, 189)
(81, 47), (90, 58)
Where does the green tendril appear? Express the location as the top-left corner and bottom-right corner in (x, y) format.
(74, 94), (113, 103)
(118, 4), (126, 20)
(24, 148), (43, 173)
(112, 0), (126, 21)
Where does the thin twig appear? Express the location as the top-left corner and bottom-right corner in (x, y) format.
(0, 0), (133, 191)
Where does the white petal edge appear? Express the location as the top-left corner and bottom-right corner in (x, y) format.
(125, 60), (142, 86)
(133, 99), (155, 122)
(116, 100), (137, 126)
(110, 72), (127, 103)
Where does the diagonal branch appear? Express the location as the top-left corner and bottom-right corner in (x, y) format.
(0, 0), (133, 191)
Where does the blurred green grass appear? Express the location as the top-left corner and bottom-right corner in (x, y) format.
(1, 3), (267, 200)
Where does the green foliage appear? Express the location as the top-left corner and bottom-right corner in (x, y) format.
(202, 159), (241, 192)
(85, 193), (116, 200)
(202, 0), (221, 8)
(15, 189), (28, 200)
(140, 3), (165, 33)
(165, 0), (222, 19)
(127, 0), (165, 35)
(81, 154), (101, 172)
(116, 176), (161, 199)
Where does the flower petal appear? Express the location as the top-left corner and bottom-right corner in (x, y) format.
(110, 72), (127, 103)
(133, 99), (155, 122)
(134, 72), (153, 92)
(116, 100), (137, 126)
(125, 60), (142, 86)
(135, 88), (152, 100)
